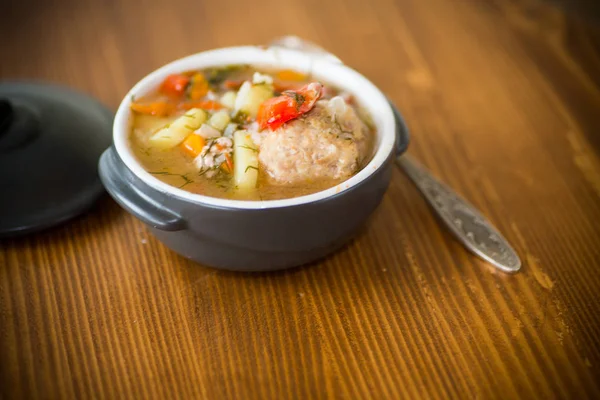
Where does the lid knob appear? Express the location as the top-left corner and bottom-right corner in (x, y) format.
(0, 98), (41, 153)
(0, 99), (15, 136)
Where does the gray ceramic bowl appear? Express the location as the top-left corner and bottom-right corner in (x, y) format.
(99, 45), (409, 271)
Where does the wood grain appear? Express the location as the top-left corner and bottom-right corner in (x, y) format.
(1, 0), (599, 398)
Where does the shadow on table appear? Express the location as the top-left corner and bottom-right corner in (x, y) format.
(175, 186), (452, 286)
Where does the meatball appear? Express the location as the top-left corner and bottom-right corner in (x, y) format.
(257, 97), (371, 185)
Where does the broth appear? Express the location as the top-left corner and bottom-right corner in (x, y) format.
(129, 65), (375, 201)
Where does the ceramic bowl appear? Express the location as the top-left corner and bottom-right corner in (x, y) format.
(98, 45), (409, 271)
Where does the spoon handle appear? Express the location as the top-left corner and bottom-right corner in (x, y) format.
(396, 155), (521, 273)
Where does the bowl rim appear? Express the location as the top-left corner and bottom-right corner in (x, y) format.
(113, 45), (396, 210)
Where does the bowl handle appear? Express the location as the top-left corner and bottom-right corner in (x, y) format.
(99, 147), (186, 231)
(268, 36), (409, 156)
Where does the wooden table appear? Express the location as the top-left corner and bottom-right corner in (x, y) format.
(1, 0), (599, 398)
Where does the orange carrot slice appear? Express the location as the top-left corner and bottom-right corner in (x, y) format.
(180, 134), (206, 157)
(130, 102), (176, 116)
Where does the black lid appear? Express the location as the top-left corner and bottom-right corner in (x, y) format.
(0, 82), (113, 238)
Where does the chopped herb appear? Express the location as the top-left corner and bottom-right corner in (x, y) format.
(161, 123), (172, 130)
(333, 115), (353, 135)
(177, 174), (193, 188)
(149, 171), (193, 187)
(237, 145), (258, 152)
(206, 65), (244, 86)
(284, 91), (305, 110)
(253, 82), (272, 89)
(244, 165), (259, 173)
(231, 111), (249, 124)
(183, 76), (196, 99)
(130, 94), (136, 102)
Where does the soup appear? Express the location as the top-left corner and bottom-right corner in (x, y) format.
(129, 65), (375, 200)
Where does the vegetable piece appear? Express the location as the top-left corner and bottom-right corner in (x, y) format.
(179, 100), (223, 111)
(160, 74), (190, 98)
(131, 102), (176, 116)
(188, 73), (209, 100)
(231, 111), (251, 124)
(223, 79), (243, 90)
(223, 123), (238, 138)
(252, 72), (273, 85)
(256, 97), (296, 131)
(195, 123), (222, 139)
(257, 82), (323, 131)
(208, 110), (231, 131)
(276, 69), (307, 81)
(134, 115), (175, 135)
(327, 96), (348, 118)
(149, 108), (207, 149)
(221, 153), (234, 174)
(206, 65), (241, 86)
(180, 134), (206, 157)
(220, 91), (237, 109)
(234, 81), (274, 118)
(233, 130), (259, 190)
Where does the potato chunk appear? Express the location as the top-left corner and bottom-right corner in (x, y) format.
(233, 130), (259, 191)
(149, 108), (207, 149)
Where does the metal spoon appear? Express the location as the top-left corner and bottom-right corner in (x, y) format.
(395, 153), (521, 273)
(269, 36), (521, 273)
(387, 101), (521, 273)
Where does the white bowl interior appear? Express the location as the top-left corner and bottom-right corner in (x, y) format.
(113, 46), (396, 209)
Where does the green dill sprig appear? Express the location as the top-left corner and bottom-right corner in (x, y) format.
(333, 115), (353, 135)
(207, 65), (244, 86)
(231, 111), (249, 124)
(283, 91), (305, 110)
(178, 174), (193, 188)
(237, 145), (258, 153)
(216, 182), (230, 191)
(149, 171), (194, 188)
